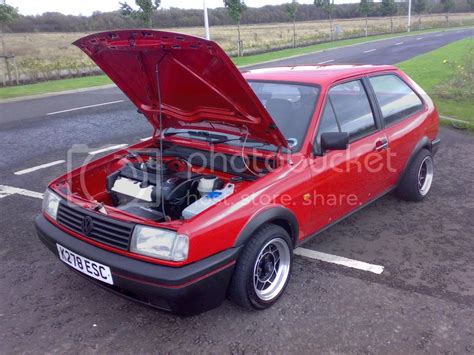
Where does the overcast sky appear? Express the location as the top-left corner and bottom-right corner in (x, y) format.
(7, 0), (359, 16)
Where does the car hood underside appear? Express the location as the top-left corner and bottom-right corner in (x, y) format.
(74, 30), (288, 148)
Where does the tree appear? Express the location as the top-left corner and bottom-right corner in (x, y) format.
(0, 2), (18, 84)
(440, 0), (455, 25)
(381, 0), (398, 33)
(223, 0), (247, 57)
(119, 0), (160, 28)
(314, 0), (335, 41)
(467, 0), (474, 11)
(413, 0), (426, 29)
(285, 1), (299, 47)
(359, 0), (372, 36)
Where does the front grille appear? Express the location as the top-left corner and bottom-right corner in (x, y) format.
(57, 201), (134, 250)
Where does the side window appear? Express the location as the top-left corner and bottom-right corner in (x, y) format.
(369, 74), (423, 125)
(327, 80), (377, 141)
(315, 102), (340, 150)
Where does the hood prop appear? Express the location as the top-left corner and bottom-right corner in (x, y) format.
(155, 63), (169, 221)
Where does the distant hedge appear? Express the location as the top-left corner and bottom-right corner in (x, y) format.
(4, 1), (472, 33)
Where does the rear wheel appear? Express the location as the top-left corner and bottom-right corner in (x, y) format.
(396, 149), (434, 202)
(228, 224), (293, 310)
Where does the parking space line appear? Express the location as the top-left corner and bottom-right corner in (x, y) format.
(14, 160), (65, 175)
(318, 59), (334, 64)
(88, 144), (128, 155)
(363, 49), (376, 53)
(46, 100), (124, 116)
(0, 185), (44, 200)
(395, 42), (404, 46)
(294, 247), (384, 274)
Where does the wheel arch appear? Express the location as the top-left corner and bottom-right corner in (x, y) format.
(397, 136), (432, 187)
(234, 207), (299, 248)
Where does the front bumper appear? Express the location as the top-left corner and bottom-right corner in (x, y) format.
(35, 215), (240, 316)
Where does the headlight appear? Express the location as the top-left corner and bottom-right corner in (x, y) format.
(42, 189), (61, 220)
(130, 226), (189, 262)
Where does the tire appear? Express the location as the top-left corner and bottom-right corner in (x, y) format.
(228, 224), (293, 310)
(396, 148), (434, 202)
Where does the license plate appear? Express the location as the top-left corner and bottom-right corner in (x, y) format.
(57, 244), (114, 285)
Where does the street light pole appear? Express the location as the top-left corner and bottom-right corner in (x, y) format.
(203, 0), (210, 40)
(407, 0), (412, 32)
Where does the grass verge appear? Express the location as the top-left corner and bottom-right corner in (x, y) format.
(0, 27), (470, 100)
(0, 76), (112, 100)
(233, 27), (470, 67)
(397, 37), (474, 129)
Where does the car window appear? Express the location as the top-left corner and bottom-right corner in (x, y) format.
(249, 81), (320, 151)
(369, 75), (423, 125)
(327, 80), (376, 141)
(315, 102), (340, 152)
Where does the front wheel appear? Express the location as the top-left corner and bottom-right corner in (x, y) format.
(228, 224), (293, 310)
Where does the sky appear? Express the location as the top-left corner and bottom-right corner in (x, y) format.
(6, 0), (358, 17)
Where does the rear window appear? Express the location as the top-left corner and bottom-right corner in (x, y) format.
(369, 74), (423, 125)
(249, 81), (320, 150)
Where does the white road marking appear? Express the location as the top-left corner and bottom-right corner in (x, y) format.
(416, 37), (423, 40)
(395, 42), (404, 46)
(140, 136), (153, 142)
(317, 59), (335, 64)
(14, 160), (65, 175)
(294, 247), (384, 275)
(0, 185), (44, 200)
(46, 100), (124, 116)
(88, 144), (128, 155)
(435, 34), (443, 37)
(363, 49), (377, 53)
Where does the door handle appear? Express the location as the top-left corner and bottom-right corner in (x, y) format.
(375, 138), (389, 151)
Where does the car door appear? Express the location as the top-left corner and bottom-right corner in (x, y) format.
(367, 73), (426, 186)
(305, 78), (392, 234)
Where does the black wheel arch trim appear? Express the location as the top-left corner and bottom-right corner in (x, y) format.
(397, 136), (433, 187)
(234, 207), (299, 248)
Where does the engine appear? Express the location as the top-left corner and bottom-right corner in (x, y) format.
(106, 157), (221, 222)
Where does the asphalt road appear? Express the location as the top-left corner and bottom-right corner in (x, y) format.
(1, 28), (474, 353)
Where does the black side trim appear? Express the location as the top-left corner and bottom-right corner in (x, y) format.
(396, 136), (431, 187)
(234, 207), (299, 247)
(431, 138), (441, 156)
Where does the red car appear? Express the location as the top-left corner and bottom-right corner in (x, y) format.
(36, 30), (440, 315)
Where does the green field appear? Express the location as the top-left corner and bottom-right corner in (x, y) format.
(397, 37), (474, 128)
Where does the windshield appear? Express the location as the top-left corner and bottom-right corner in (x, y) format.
(248, 81), (320, 151)
(164, 81), (320, 152)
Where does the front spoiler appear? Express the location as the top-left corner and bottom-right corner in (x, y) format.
(35, 215), (240, 316)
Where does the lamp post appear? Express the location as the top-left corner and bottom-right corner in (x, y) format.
(204, 0), (210, 40)
(407, 0), (412, 32)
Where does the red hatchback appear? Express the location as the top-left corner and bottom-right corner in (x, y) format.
(36, 30), (440, 315)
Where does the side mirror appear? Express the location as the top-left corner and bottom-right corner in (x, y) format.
(319, 132), (349, 155)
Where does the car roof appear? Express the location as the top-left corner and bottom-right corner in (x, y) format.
(242, 64), (397, 86)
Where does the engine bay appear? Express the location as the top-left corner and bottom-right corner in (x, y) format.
(94, 143), (265, 222)
(107, 156), (228, 222)
(61, 140), (276, 223)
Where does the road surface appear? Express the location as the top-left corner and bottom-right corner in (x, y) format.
(1, 28), (473, 353)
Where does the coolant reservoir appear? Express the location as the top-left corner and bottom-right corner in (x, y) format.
(182, 184), (235, 220)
